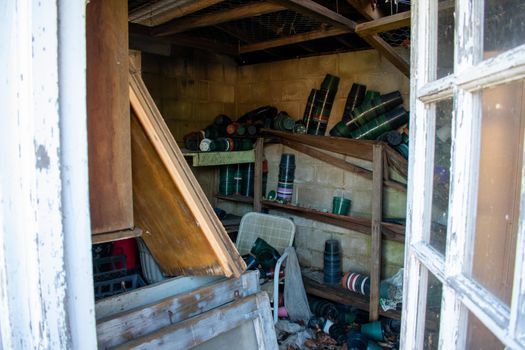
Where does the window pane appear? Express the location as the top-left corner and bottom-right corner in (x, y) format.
(467, 311), (505, 349)
(472, 80), (524, 305)
(436, 0), (455, 79)
(430, 99), (453, 254)
(484, 0), (525, 57)
(424, 269), (443, 350)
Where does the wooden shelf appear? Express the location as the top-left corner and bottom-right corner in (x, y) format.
(92, 227), (143, 245)
(182, 149), (255, 167)
(302, 269), (439, 330)
(261, 200), (405, 243)
(216, 194), (254, 204)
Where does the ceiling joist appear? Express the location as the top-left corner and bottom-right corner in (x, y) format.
(355, 11), (411, 36)
(269, 0), (357, 31)
(129, 0), (224, 27)
(346, 0), (384, 20)
(363, 34), (409, 76)
(152, 2), (287, 37)
(239, 27), (350, 53)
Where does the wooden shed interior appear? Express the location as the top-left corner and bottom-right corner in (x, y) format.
(86, 1), (522, 349)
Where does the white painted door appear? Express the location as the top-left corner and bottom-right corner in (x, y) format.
(402, 0), (525, 348)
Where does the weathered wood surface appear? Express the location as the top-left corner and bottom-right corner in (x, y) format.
(355, 11), (411, 36)
(253, 138), (264, 212)
(91, 227), (143, 245)
(87, 0), (134, 235)
(129, 66), (245, 277)
(369, 145), (383, 320)
(111, 292), (278, 350)
(153, 2), (285, 36)
(95, 276), (222, 319)
(261, 200), (405, 243)
(129, 0), (224, 27)
(240, 28), (349, 53)
(97, 271), (260, 349)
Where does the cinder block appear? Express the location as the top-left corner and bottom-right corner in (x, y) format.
(236, 103), (262, 117)
(382, 263), (404, 279)
(161, 57), (193, 78)
(344, 171), (372, 189)
(298, 55), (338, 78)
(263, 144), (284, 163)
(163, 100), (193, 120)
(315, 166), (345, 187)
(205, 63), (224, 81)
(252, 82), (281, 103)
(340, 233), (371, 257)
(223, 63), (238, 85)
(344, 156), (372, 170)
(382, 240), (405, 265)
(237, 63), (268, 83)
(196, 80), (209, 101)
(270, 60), (300, 81)
(235, 84), (253, 104)
(339, 50), (381, 75)
(281, 80), (311, 102)
(223, 103), (236, 118)
(275, 101), (301, 120)
(295, 184), (333, 211)
(349, 189), (372, 218)
(297, 248), (324, 269)
(209, 83), (235, 103)
(294, 165), (315, 182)
(194, 102), (225, 122)
(384, 188), (407, 218)
(342, 256), (370, 275)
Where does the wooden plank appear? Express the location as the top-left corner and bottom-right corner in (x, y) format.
(97, 271), (260, 349)
(269, 0), (356, 31)
(183, 149), (255, 166)
(91, 227), (143, 245)
(264, 129), (375, 161)
(362, 34), (410, 77)
(369, 145), (383, 321)
(129, 66), (245, 278)
(112, 293), (278, 350)
(129, 0), (224, 27)
(216, 194), (254, 204)
(87, 0), (133, 235)
(281, 138), (373, 180)
(384, 145), (409, 179)
(95, 276), (222, 319)
(261, 200), (405, 243)
(239, 27), (350, 53)
(345, 0), (384, 20)
(170, 34), (238, 55)
(153, 3), (286, 37)
(355, 11), (411, 36)
(253, 138), (264, 212)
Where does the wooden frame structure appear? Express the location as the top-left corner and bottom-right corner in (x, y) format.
(402, 0), (525, 348)
(129, 64), (245, 277)
(128, 0), (410, 76)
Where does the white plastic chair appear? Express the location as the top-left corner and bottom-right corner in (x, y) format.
(235, 212), (296, 323)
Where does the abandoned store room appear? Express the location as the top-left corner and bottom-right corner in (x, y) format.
(3, 0), (525, 349)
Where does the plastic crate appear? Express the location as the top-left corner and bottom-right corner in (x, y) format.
(94, 274), (146, 299)
(93, 255), (127, 282)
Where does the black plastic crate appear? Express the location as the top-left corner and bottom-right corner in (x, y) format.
(94, 274), (146, 299)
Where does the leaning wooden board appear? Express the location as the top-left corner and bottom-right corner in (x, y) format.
(129, 65), (245, 277)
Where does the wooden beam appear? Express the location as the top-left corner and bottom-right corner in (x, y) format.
(269, 0), (356, 31)
(355, 11), (411, 36)
(253, 138), (264, 212)
(170, 34), (238, 55)
(346, 0), (384, 20)
(369, 144), (383, 321)
(153, 2), (286, 37)
(363, 34), (409, 76)
(97, 272), (259, 349)
(129, 0), (224, 27)
(240, 27), (350, 53)
(91, 227), (143, 245)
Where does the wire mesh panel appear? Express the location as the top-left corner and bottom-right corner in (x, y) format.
(236, 212), (295, 255)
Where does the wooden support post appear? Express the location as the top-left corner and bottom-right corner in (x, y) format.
(253, 138), (264, 212)
(370, 144), (384, 320)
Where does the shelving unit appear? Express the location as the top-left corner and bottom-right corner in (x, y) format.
(253, 130), (408, 321)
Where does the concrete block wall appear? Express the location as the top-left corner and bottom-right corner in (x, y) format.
(262, 143), (406, 278)
(141, 50), (237, 142)
(235, 50), (410, 131)
(141, 48), (408, 278)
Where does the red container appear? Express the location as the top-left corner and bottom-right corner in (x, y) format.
(111, 238), (138, 270)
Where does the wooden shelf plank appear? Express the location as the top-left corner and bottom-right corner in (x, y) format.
(92, 227), (143, 245)
(261, 200), (405, 243)
(182, 149), (255, 167)
(216, 194), (254, 204)
(302, 269), (401, 320)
